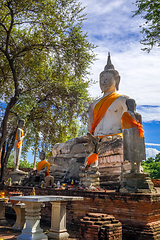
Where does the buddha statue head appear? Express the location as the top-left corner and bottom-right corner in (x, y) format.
(126, 99), (136, 112)
(39, 150), (46, 161)
(18, 119), (25, 128)
(100, 53), (120, 94)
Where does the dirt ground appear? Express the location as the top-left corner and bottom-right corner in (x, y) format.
(0, 217), (78, 240)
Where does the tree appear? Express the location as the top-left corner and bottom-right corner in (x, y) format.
(0, 0), (96, 182)
(7, 153), (34, 168)
(133, 0), (160, 52)
(141, 153), (160, 179)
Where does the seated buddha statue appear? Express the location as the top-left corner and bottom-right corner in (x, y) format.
(37, 150), (50, 177)
(88, 53), (129, 137)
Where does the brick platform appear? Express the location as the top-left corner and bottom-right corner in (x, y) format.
(2, 186), (160, 239)
(80, 212), (122, 240)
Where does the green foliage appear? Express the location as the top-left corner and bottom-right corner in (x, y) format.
(142, 152), (160, 179)
(7, 153), (35, 168)
(133, 0), (160, 51)
(0, 0), (96, 160)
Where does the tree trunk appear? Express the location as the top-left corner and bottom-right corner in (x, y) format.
(0, 130), (16, 183)
(33, 145), (37, 170)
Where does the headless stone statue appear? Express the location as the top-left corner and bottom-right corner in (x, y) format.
(84, 132), (101, 170)
(14, 119), (27, 173)
(88, 53), (129, 137)
(121, 99), (146, 173)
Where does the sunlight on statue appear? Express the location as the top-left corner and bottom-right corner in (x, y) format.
(88, 52), (129, 137)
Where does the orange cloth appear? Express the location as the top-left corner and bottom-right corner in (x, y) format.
(90, 92), (121, 135)
(15, 129), (24, 148)
(37, 160), (50, 177)
(98, 132), (123, 139)
(86, 153), (98, 166)
(121, 112), (144, 138)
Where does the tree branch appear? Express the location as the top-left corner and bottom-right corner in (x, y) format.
(13, 43), (58, 59)
(0, 23), (8, 33)
(6, 1), (14, 53)
(13, 21), (40, 26)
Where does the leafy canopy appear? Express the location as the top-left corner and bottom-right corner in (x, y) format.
(133, 0), (160, 52)
(0, 0), (96, 159)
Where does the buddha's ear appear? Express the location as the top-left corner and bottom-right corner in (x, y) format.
(115, 75), (120, 91)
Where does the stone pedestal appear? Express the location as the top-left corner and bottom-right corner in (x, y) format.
(9, 170), (28, 185)
(48, 201), (69, 240)
(0, 198), (7, 224)
(10, 195), (83, 240)
(17, 201), (47, 240)
(12, 203), (26, 231)
(119, 172), (156, 193)
(79, 166), (100, 188)
(50, 135), (129, 189)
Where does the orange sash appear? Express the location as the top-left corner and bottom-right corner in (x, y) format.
(37, 160), (50, 177)
(85, 153), (98, 170)
(15, 129), (24, 148)
(121, 112), (144, 138)
(90, 92), (121, 135)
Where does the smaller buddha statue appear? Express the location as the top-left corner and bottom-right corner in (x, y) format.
(37, 150), (50, 177)
(121, 99), (146, 173)
(14, 119), (27, 172)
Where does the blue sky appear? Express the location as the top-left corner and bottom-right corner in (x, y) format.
(79, 0), (160, 159)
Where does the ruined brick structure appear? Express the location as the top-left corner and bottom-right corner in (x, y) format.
(2, 185), (160, 239)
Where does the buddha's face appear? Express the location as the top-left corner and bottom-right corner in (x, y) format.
(39, 152), (45, 161)
(18, 120), (25, 128)
(100, 72), (116, 94)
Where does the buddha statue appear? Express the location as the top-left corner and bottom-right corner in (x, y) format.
(37, 150), (50, 177)
(14, 119), (27, 172)
(121, 99), (146, 173)
(88, 53), (129, 137)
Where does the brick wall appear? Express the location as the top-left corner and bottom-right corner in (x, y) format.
(80, 212), (122, 240)
(2, 186), (160, 239)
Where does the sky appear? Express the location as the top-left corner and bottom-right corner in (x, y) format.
(27, 0), (160, 162)
(78, 0), (160, 159)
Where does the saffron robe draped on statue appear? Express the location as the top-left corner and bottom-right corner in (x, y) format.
(85, 153), (98, 170)
(90, 92), (121, 135)
(37, 160), (50, 177)
(121, 111), (146, 163)
(121, 111), (144, 137)
(14, 129), (24, 165)
(15, 129), (24, 148)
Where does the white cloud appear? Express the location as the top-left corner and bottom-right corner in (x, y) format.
(137, 106), (160, 122)
(80, 0), (160, 122)
(146, 143), (160, 146)
(146, 148), (160, 159)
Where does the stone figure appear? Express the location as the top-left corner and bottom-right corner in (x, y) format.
(14, 119), (27, 172)
(84, 132), (101, 170)
(37, 150), (50, 177)
(88, 53), (129, 137)
(121, 99), (146, 173)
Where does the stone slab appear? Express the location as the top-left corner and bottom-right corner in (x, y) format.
(10, 195), (83, 202)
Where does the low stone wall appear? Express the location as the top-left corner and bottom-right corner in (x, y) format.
(2, 185), (160, 239)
